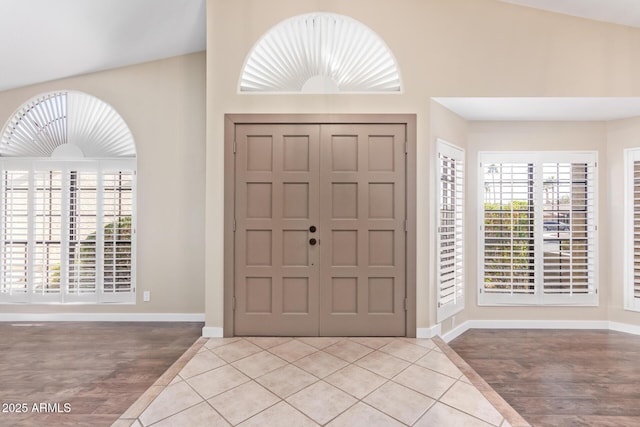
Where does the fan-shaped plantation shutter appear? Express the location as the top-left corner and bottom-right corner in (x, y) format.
(1, 92), (135, 158)
(239, 13), (402, 93)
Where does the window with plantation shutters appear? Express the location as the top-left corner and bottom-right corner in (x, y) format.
(479, 152), (598, 306)
(103, 171), (134, 297)
(0, 90), (136, 304)
(436, 140), (464, 321)
(625, 149), (640, 312)
(0, 162), (135, 303)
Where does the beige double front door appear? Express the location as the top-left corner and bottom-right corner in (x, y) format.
(234, 123), (406, 336)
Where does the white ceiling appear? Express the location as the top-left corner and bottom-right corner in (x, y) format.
(0, 1), (638, 94)
(501, 0), (640, 28)
(0, 0), (206, 92)
(433, 98), (640, 121)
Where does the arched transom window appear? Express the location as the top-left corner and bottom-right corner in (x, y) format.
(0, 91), (136, 304)
(239, 12), (403, 93)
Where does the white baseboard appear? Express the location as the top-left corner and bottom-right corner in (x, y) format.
(202, 326), (224, 337)
(202, 320), (640, 340)
(441, 321), (471, 343)
(609, 321), (640, 336)
(467, 319), (610, 330)
(416, 324), (442, 338)
(0, 313), (205, 322)
(440, 319), (628, 343)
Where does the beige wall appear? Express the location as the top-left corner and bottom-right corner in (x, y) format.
(0, 52), (207, 314)
(207, 0), (640, 333)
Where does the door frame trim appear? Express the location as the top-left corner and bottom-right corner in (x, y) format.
(224, 114), (417, 337)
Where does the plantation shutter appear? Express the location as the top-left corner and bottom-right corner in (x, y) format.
(67, 170), (98, 299)
(102, 169), (135, 302)
(31, 170), (63, 302)
(479, 152), (597, 306)
(542, 162), (597, 302)
(0, 160), (135, 304)
(436, 140), (464, 322)
(626, 149), (640, 311)
(635, 159), (640, 302)
(0, 169), (29, 302)
(481, 159), (536, 304)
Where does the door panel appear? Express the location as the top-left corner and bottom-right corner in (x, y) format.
(235, 123), (405, 336)
(235, 124), (320, 335)
(319, 124), (406, 336)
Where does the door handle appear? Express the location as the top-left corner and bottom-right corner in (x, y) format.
(309, 238), (317, 246)
(309, 225), (317, 233)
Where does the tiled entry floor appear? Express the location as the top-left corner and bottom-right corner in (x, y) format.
(115, 337), (526, 427)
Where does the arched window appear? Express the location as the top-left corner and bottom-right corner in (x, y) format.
(0, 91), (136, 303)
(239, 13), (402, 93)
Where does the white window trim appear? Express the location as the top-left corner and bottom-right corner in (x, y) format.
(477, 151), (598, 306)
(625, 148), (640, 312)
(0, 158), (136, 304)
(436, 139), (465, 322)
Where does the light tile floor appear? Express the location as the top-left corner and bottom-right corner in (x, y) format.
(115, 337), (528, 427)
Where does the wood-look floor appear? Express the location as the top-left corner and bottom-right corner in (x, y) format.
(450, 329), (640, 427)
(0, 321), (202, 427)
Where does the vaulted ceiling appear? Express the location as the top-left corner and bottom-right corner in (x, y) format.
(501, 0), (640, 29)
(0, 0), (637, 93)
(0, 0), (205, 92)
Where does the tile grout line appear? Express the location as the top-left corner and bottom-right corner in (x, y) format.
(419, 378), (497, 427)
(167, 364), (235, 427)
